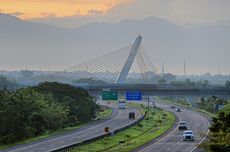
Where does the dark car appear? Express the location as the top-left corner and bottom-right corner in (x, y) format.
(129, 112), (135, 120)
(179, 121), (187, 130)
(170, 106), (176, 109)
(176, 108), (181, 112)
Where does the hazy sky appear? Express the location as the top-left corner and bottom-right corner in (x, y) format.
(0, 0), (230, 75)
(1, 0), (230, 27)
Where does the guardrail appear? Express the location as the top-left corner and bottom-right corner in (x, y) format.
(51, 108), (145, 152)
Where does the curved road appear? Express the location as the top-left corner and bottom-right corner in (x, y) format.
(2, 101), (143, 152)
(134, 98), (210, 152)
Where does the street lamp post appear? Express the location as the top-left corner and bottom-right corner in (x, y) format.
(147, 96), (150, 122)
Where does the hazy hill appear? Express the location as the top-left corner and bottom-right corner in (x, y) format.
(0, 13), (229, 73)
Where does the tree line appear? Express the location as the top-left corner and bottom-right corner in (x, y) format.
(0, 76), (18, 90)
(0, 82), (96, 144)
(197, 96), (227, 113)
(205, 103), (230, 152)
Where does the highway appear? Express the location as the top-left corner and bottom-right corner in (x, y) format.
(133, 98), (210, 152)
(2, 101), (143, 152)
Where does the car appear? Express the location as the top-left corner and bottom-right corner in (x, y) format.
(118, 99), (126, 109)
(183, 130), (194, 141)
(170, 106), (176, 109)
(176, 108), (181, 112)
(178, 121), (187, 130)
(129, 112), (135, 119)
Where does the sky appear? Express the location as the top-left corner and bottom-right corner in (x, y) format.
(0, 0), (131, 19)
(1, 0), (230, 28)
(0, 0), (230, 75)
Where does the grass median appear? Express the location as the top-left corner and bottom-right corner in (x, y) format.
(96, 105), (113, 119)
(71, 104), (175, 152)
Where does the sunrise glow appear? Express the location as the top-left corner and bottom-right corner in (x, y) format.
(0, 0), (130, 19)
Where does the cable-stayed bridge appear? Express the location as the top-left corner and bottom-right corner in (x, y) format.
(36, 35), (158, 85)
(34, 35), (230, 96)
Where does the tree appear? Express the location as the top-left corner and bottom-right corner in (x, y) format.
(225, 81), (230, 90)
(74, 78), (106, 85)
(197, 96), (227, 113)
(0, 75), (18, 90)
(208, 131), (230, 152)
(158, 79), (166, 84)
(0, 82), (97, 144)
(205, 104), (230, 152)
(0, 88), (68, 144)
(33, 82), (96, 125)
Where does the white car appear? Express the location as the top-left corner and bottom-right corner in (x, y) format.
(183, 130), (194, 141)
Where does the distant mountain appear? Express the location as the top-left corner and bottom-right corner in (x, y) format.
(0, 13), (230, 74)
(0, 13), (21, 24)
(0, 13), (70, 34)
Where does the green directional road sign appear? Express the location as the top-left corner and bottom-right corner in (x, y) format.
(102, 91), (118, 100)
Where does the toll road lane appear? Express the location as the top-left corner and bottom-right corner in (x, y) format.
(134, 99), (210, 152)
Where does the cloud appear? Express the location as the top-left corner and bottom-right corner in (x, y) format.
(40, 12), (57, 18)
(88, 9), (103, 16)
(29, 0), (230, 28)
(75, 10), (81, 16)
(0, 0), (130, 19)
(106, 0), (230, 25)
(9, 11), (25, 17)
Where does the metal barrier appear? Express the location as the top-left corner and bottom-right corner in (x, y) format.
(51, 109), (145, 152)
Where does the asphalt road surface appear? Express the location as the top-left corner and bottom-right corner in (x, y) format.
(134, 98), (210, 152)
(2, 101), (143, 152)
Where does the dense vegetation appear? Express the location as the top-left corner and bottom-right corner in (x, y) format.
(170, 79), (209, 88)
(197, 96), (227, 113)
(0, 76), (18, 90)
(159, 96), (190, 106)
(225, 80), (230, 90)
(33, 82), (96, 124)
(0, 82), (96, 144)
(73, 78), (106, 85)
(205, 104), (230, 152)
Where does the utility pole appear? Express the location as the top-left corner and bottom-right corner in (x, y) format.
(161, 62), (165, 76)
(147, 96), (150, 122)
(184, 60), (186, 76)
(95, 95), (97, 117)
(218, 65), (221, 75)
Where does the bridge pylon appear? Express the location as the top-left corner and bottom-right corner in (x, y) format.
(115, 35), (142, 84)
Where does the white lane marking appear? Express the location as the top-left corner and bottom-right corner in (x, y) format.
(138, 110), (182, 152)
(186, 97), (192, 107)
(145, 142), (197, 145)
(155, 97), (212, 152)
(76, 108), (122, 132)
(189, 118), (210, 152)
